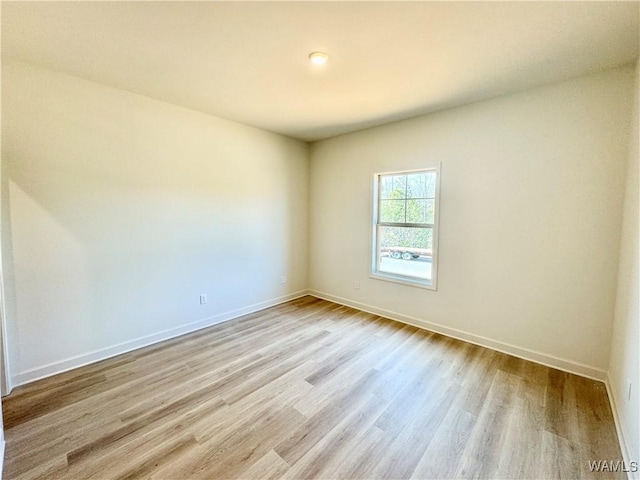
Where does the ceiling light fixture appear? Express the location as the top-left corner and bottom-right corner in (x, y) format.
(308, 51), (329, 65)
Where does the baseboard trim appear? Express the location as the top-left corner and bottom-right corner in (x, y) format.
(0, 437), (5, 480)
(606, 375), (638, 480)
(10, 290), (309, 389)
(9, 288), (607, 387)
(309, 289), (607, 382)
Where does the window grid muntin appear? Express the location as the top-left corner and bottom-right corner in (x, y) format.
(378, 172), (436, 226)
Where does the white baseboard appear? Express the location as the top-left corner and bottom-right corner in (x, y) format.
(9, 287), (607, 385)
(10, 290), (309, 389)
(0, 437), (5, 480)
(606, 375), (638, 480)
(309, 289), (607, 381)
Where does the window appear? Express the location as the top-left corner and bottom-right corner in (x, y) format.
(371, 166), (440, 289)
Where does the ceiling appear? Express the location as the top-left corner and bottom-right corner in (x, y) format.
(2, 1), (639, 142)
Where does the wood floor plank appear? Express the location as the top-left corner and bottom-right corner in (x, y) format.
(2, 296), (624, 480)
(371, 382), (462, 480)
(237, 449), (291, 480)
(494, 395), (543, 479)
(152, 405), (305, 480)
(410, 405), (477, 479)
(280, 392), (389, 480)
(455, 370), (521, 479)
(274, 368), (383, 465)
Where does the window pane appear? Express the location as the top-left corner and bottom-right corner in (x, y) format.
(380, 176), (394, 200)
(379, 225), (432, 250)
(426, 199), (435, 224)
(390, 175), (407, 198)
(406, 199), (426, 223)
(425, 171), (437, 198)
(380, 200), (405, 223)
(407, 173), (427, 199)
(378, 226), (433, 280)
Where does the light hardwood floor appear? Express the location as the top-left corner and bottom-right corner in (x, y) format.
(2, 296), (624, 479)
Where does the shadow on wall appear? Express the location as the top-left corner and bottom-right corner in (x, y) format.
(0, 60), (309, 385)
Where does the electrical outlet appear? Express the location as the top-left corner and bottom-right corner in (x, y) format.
(355, 281), (360, 290)
(199, 294), (208, 305)
(628, 379), (632, 402)
(280, 275), (287, 285)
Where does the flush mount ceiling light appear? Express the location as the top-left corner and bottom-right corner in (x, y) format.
(308, 51), (329, 65)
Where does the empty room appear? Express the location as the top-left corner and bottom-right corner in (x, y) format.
(0, 1), (638, 479)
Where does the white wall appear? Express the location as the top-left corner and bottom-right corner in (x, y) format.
(1, 60), (309, 386)
(0, 55), (6, 473)
(608, 57), (639, 471)
(309, 66), (635, 379)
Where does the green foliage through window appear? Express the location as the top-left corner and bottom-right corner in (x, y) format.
(379, 171), (436, 225)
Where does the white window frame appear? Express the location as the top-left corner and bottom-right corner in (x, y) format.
(370, 164), (441, 290)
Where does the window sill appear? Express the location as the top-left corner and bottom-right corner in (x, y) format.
(369, 272), (437, 291)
